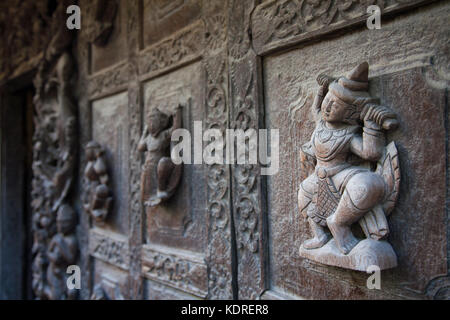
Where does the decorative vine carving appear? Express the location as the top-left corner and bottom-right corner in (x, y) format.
(228, 0), (265, 300)
(88, 61), (129, 99)
(138, 20), (204, 76)
(252, 0), (435, 55)
(204, 51), (233, 298)
(122, 0), (144, 300)
(89, 229), (129, 270)
(141, 245), (207, 297)
(231, 72), (260, 255)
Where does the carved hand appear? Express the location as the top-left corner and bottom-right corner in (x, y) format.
(138, 125), (149, 152)
(316, 74), (333, 88)
(362, 104), (397, 131)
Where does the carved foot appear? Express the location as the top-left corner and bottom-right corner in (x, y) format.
(156, 190), (169, 200)
(303, 234), (330, 249)
(145, 197), (162, 207)
(303, 217), (330, 249)
(327, 216), (359, 255)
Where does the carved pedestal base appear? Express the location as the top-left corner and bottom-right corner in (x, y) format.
(299, 239), (397, 272)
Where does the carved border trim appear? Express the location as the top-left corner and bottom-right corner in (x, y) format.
(89, 228), (130, 271)
(251, 0), (439, 56)
(228, 0), (267, 300)
(88, 61), (130, 100)
(126, 0), (143, 300)
(141, 244), (208, 298)
(203, 4), (234, 300)
(138, 20), (204, 80)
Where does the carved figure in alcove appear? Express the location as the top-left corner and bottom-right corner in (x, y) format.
(83, 141), (113, 223)
(138, 105), (183, 207)
(298, 62), (400, 271)
(44, 205), (78, 300)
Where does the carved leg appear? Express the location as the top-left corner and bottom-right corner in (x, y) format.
(145, 158), (176, 207)
(298, 174), (317, 219)
(327, 172), (385, 254)
(303, 217), (330, 249)
(156, 157), (175, 197)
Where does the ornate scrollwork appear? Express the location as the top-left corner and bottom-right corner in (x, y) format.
(138, 21), (204, 76)
(141, 245), (207, 298)
(31, 0), (78, 300)
(252, 0), (434, 54)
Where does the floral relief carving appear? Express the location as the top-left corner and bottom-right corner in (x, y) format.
(252, 0), (434, 54)
(204, 15), (227, 51)
(89, 229), (129, 270)
(138, 21), (204, 76)
(141, 245), (207, 297)
(204, 51), (233, 298)
(88, 61), (129, 99)
(0, 0), (53, 80)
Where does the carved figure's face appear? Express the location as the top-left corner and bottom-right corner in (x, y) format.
(148, 111), (169, 136)
(86, 147), (97, 161)
(321, 92), (349, 123)
(56, 206), (75, 235)
(57, 217), (74, 235)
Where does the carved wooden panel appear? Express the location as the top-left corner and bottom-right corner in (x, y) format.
(142, 62), (205, 251)
(263, 1), (448, 298)
(1, 0), (447, 301)
(91, 92), (129, 233)
(142, 244), (207, 298)
(252, 0), (440, 55)
(89, 228), (130, 270)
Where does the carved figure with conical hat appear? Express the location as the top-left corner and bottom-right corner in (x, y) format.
(298, 62), (401, 271)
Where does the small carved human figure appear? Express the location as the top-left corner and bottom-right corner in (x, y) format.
(138, 106), (183, 207)
(298, 62), (400, 260)
(84, 141), (112, 222)
(44, 204), (78, 300)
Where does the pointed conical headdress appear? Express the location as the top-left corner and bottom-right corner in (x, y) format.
(329, 62), (374, 106)
(327, 62), (378, 125)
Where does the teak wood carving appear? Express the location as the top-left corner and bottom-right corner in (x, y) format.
(138, 105), (183, 207)
(83, 141), (113, 223)
(298, 62), (400, 271)
(30, 0), (79, 300)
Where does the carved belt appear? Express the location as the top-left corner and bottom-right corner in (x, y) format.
(315, 163), (351, 179)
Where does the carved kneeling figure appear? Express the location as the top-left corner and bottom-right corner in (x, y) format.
(298, 62), (400, 271)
